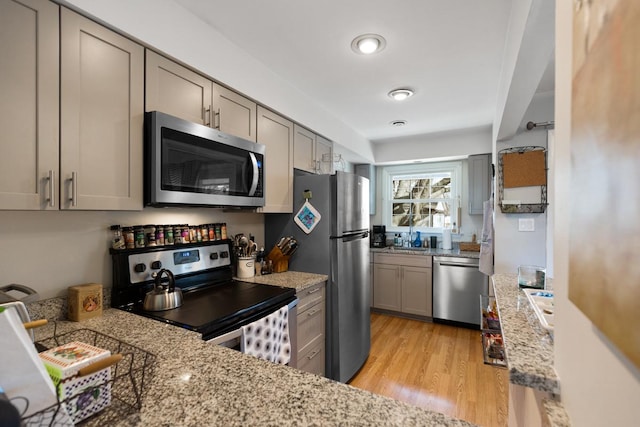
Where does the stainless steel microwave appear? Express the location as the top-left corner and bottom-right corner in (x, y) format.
(145, 111), (265, 208)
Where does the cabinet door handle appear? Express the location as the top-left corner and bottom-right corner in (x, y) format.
(69, 171), (77, 207)
(307, 287), (321, 295)
(214, 108), (221, 129)
(203, 106), (211, 126)
(46, 170), (55, 208)
(307, 308), (321, 317)
(307, 349), (321, 360)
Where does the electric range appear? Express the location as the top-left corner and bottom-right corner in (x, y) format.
(110, 239), (296, 341)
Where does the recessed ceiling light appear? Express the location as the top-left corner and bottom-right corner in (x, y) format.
(388, 89), (414, 101)
(390, 120), (407, 127)
(351, 34), (386, 55)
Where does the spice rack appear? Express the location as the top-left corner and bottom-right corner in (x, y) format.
(480, 295), (507, 367)
(22, 324), (156, 426)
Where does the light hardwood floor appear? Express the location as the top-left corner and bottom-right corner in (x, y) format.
(349, 313), (508, 427)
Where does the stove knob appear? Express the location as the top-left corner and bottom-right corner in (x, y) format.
(209, 253), (219, 260)
(220, 251), (229, 258)
(134, 263), (146, 273)
(151, 261), (162, 269)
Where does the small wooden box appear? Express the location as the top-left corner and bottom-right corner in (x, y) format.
(68, 283), (103, 321)
(459, 242), (481, 252)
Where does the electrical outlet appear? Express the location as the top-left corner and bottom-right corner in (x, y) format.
(518, 218), (535, 232)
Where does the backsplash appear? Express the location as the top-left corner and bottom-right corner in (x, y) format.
(0, 209), (264, 300)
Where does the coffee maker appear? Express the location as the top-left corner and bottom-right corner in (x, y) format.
(371, 225), (386, 248)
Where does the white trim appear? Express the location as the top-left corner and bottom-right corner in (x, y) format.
(381, 161), (462, 233)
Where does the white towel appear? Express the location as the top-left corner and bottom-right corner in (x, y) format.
(479, 198), (494, 276)
(241, 305), (291, 365)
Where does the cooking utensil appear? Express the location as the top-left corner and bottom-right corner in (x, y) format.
(143, 269), (182, 311)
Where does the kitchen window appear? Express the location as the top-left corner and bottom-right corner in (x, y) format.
(381, 162), (461, 233)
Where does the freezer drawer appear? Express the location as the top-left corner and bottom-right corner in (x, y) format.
(432, 256), (488, 327)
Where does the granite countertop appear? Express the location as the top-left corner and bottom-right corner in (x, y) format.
(492, 273), (558, 393)
(492, 274), (571, 426)
(23, 278), (475, 426)
(371, 246), (480, 259)
(237, 271), (328, 292)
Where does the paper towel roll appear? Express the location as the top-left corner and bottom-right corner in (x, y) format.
(442, 228), (452, 250)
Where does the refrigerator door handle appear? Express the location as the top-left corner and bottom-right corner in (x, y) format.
(330, 230), (369, 241)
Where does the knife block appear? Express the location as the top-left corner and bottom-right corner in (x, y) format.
(266, 246), (289, 273)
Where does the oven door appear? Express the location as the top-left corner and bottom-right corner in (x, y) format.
(205, 299), (298, 368)
(145, 111), (265, 207)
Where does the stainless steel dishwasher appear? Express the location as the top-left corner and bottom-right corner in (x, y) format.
(432, 256), (488, 328)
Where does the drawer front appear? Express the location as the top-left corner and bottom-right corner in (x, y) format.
(374, 252), (432, 268)
(296, 281), (325, 313)
(297, 301), (325, 354)
(297, 335), (325, 376)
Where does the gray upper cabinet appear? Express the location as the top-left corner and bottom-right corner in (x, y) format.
(146, 51), (256, 141)
(468, 153), (491, 215)
(145, 50), (212, 126)
(256, 106), (294, 213)
(213, 83), (257, 142)
(0, 0), (59, 210)
(315, 135), (333, 174)
(293, 124), (316, 173)
(60, 8), (144, 210)
(293, 125), (334, 174)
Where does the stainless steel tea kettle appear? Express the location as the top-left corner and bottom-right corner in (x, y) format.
(143, 269), (183, 311)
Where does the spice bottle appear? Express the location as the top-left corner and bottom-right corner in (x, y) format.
(221, 223), (228, 239)
(134, 226), (145, 248)
(181, 225), (190, 243)
(145, 224), (157, 246)
(200, 224), (209, 241)
(110, 225), (125, 250)
(155, 225), (165, 246)
(208, 224), (215, 241)
(165, 225), (175, 245)
(123, 226), (135, 249)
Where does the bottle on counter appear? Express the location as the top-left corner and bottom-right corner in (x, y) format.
(413, 231), (422, 248)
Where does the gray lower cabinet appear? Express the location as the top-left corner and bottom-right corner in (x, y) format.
(373, 253), (432, 317)
(296, 281), (326, 376)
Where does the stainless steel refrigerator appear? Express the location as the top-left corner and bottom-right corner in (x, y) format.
(265, 170), (370, 382)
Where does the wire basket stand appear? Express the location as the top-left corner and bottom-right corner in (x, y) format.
(21, 322), (156, 426)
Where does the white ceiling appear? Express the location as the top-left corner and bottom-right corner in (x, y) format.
(174, 0), (514, 143)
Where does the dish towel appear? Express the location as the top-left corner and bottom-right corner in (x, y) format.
(241, 305), (291, 365)
(479, 197), (494, 276)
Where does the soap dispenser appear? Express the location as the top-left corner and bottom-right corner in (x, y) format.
(413, 231), (422, 248)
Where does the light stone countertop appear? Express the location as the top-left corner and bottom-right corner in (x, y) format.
(237, 270), (328, 292)
(492, 274), (571, 426)
(23, 276), (475, 426)
(492, 273), (558, 393)
(371, 246), (480, 259)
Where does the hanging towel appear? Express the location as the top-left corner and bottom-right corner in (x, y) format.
(241, 305), (291, 365)
(479, 198), (494, 276)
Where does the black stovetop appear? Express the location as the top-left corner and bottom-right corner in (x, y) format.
(123, 280), (295, 340)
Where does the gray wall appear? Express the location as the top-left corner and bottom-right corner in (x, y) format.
(494, 92), (553, 274)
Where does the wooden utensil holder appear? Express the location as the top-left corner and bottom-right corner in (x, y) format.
(266, 246), (290, 273)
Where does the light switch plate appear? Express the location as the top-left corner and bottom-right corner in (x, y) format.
(518, 218), (535, 232)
